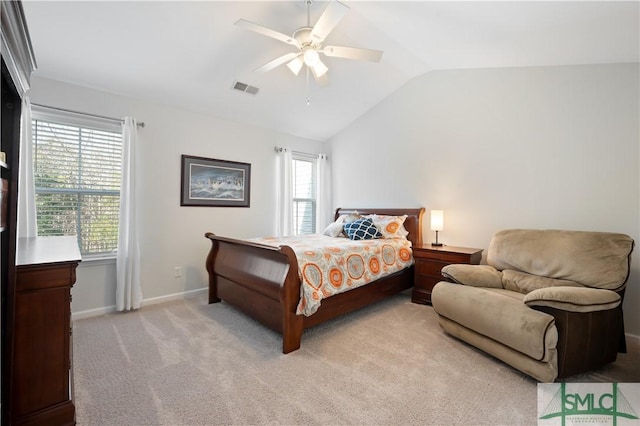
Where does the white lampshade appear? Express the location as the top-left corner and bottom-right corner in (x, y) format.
(286, 57), (304, 76)
(310, 58), (328, 78)
(430, 210), (444, 231)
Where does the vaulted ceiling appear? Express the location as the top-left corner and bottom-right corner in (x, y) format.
(22, 1), (640, 141)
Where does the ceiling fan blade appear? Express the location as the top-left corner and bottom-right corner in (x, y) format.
(310, 1), (349, 44)
(235, 19), (299, 48)
(254, 52), (301, 73)
(322, 45), (383, 62)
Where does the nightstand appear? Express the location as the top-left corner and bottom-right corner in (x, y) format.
(411, 244), (483, 304)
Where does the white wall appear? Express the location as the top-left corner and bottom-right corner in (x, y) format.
(28, 76), (326, 316)
(329, 63), (640, 337)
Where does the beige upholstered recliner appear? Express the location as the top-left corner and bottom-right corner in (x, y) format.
(431, 229), (634, 382)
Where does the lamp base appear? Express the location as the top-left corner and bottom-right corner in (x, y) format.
(431, 230), (443, 247)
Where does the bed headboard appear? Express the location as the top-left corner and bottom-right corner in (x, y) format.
(334, 208), (425, 247)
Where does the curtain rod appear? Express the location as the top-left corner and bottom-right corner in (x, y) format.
(31, 103), (145, 128)
(274, 146), (323, 159)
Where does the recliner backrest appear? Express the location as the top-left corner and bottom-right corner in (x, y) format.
(487, 229), (634, 291)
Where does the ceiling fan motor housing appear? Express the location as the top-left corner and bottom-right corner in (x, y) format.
(293, 27), (315, 49)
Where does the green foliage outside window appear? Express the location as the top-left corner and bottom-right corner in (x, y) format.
(33, 119), (122, 256)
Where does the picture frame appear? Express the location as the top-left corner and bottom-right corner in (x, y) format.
(180, 155), (251, 207)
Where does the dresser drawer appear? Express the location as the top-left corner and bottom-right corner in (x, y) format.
(415, 258), (447, 277)
(16, 264), (75, 292)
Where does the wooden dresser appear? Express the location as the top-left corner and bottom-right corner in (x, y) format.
(12, 237), (81, 425)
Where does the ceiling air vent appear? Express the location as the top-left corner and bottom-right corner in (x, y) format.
(232, 81), (259, 95)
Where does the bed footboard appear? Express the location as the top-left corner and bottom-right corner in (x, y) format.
(204, 233), (303, 353)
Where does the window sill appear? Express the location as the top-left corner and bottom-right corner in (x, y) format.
(79, 255), (116, 267)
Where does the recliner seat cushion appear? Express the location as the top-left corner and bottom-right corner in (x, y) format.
(432, 282), (557, 361)
(502, 270), (583, 294)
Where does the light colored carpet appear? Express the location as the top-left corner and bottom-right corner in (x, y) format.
(73, 291), (640, 425)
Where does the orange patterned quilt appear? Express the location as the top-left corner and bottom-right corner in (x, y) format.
(251, 235), (414, 316)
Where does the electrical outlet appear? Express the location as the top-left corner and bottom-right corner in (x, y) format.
(174, 267), (182, 278)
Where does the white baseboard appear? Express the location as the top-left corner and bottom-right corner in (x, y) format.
(142, 287), (207, 307)
(625, 332), (640, 346)
(71, 287), (207, 321)
(72, 305), (117, 320)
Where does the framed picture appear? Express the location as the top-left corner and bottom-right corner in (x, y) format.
(180, 155), (251, 207)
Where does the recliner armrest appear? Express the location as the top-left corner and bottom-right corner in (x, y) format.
(441, 264), (503, 288)
(524, 286), (621, 313)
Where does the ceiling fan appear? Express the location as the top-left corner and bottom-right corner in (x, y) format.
(235, 0), (383, 86)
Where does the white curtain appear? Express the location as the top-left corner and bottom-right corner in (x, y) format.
(116, 117), (142, 311)
(315, 153), (331, 233)
(17, 96), (37, 239)
(275, 147), (292, 236)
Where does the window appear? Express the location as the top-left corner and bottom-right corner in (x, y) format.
(32, 114), (122, 257)
(291, 155), (316, 235)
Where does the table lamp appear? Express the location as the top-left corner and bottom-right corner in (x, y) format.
(431, 210), (444, 247)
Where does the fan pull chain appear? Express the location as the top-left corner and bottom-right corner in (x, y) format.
(306, 0), (312, 107)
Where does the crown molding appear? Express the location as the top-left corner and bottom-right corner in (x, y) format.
(1, 0), (37, 97)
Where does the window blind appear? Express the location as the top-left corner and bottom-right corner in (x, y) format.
(32, 119), (122, 256)
(292, 157), (316, 235)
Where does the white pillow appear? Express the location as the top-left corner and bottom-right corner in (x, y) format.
(322, 215), (347, 237)
(369, 214), (409, 239)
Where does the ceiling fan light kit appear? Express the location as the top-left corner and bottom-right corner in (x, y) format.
(235, 0), (383, 87)
(303, 48), (319, 66)
(287, 57), (304, 76)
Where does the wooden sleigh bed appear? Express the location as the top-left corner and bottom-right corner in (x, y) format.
(204, 207), (424, 353)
